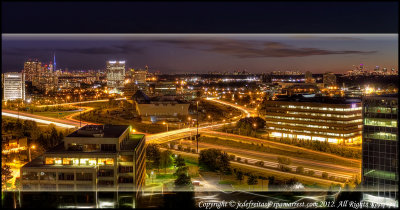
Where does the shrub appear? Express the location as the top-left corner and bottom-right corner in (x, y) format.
(191, 148), (197, 153)
(307, 170), (315, 176)
(177, 144), (183, 151)
(229, 154), (236, 161)
(322, 172), (329, 179)
(296, 166), (304, 174)
(236, 157), (241, 162)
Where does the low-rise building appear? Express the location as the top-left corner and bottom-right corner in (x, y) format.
(20, 125), (146, 199)
(262, 95), (362, 144)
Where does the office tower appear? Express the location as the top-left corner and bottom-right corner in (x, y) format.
(106, 61), (126, 91)
(263, 95), (362, 144)
(2, 72), (25, 101)
(362, 94), (398, 207)
(305, 71), (315, 83)
(323, 72), (337, 87)
(23, 59), (42, 82)
(132, 69), (148, 84)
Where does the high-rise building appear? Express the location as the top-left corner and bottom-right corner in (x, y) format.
(305, 71), (315, 83)
(106, 61), (126, 91)
(362, 94), (398, 207)
(23, 60), (42, 82)
(262, 95), (362, 144)
(2, 72), (25, 101)
(132, 69), (148, 84)
(323, 72), (337, 87)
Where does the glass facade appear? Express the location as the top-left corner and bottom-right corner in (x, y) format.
(362, 95), (398, 205)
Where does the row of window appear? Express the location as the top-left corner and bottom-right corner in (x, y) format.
(45, 157), (114, 166)
(22, 172), (94, 181)
(281, 105), (362, 112)
(269, 126), (361, 138)
(286, 111), (361, 118)
(364, 118), (397, 128)
(266, 121), (359, 131)
(365, 132), (397, 141)
(365, 106), (397, 114)
(265, 115), (362, 124)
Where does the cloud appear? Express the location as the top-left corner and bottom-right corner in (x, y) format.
(155, 39), (376, 58)
(3, 43), (143, 56)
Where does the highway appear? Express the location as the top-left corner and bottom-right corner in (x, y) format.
(163, 148), (345, 187)
(35, 97), (127, 107)
(179, 140), (358, 180)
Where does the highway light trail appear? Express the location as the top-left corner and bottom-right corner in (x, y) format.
(206, 97), (252, 117)
(2, 112), (76, 128)
(36, 97), (127, 107)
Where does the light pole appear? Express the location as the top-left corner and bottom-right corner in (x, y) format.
(196, 100), (199, 153)
(163, 121), (168, 132)
(28, 145), (36, 162)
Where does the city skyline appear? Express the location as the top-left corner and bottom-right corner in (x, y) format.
(2, 34), (397, 74)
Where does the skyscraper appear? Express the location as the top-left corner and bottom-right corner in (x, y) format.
(323, 72), (337, 87)
(23, 59), (42, 82)
(362, 94), (398, 207)
(106, 60), (126, 91)
(2, 72), (25, 101)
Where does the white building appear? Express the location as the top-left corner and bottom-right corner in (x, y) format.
(106, 61), (126, 91)
(2, 72), (25, 101)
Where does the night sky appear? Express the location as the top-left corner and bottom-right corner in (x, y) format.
(1, 2), (398, 74)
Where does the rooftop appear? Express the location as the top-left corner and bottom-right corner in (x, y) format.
(66, 125), (129, 138)
(274, 94), (361, 104)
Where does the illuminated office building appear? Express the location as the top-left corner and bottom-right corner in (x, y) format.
(20, 125), (146, 207)
(263, 95), (362, 144)
(323, 72), (337, 87)
(2, 72), (25, 101)
(106, 61), (126, 91)
(23, 59), (42, 82)
(362, 94), (398, 207)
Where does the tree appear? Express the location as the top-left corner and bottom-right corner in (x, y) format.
(146, 144), (161, 171)
(2, 165), (13, 190)
(235, 170), (244, 184)
(199, 149), (223, 171)
(296, 166), (304, 174)
(247, 174), (258, 190)
(160, 150), (173, 173)
(174, 155), (186, 167)
(216, 152), (231, 175)
(267, 176), (275, 187)
(174, 166), (189, 176)
(174, 173), (193, 189)
(322, 172), (329, 179)
(259, 176), (267, 191)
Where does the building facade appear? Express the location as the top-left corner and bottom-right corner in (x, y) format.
(20, 125), (146, 201)
(2, 72), (25, 101)
(106, 61), (126, 91)
(362, 95), (398, 207)
(23, 60), (42, 82)
(262, 95), (362, 144)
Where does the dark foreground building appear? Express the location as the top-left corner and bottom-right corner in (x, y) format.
(20, 125), (146, 208)
(362, 94), (398, 207)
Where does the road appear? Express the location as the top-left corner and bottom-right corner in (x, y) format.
(35, 97), (127, 107)
(206, 97), (256, 117)
(179, 140), (358, 180)
(203, 131), (361, 166)
(164, 149), (345, 187)
(2, 109), (78, 128)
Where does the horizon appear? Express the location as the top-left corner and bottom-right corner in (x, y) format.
(2, 34), (397, 74)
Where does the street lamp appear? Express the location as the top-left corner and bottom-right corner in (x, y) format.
(28, 145), (36, 162)
(163, 121), (168, 132)
(196, 100), (199, 153)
